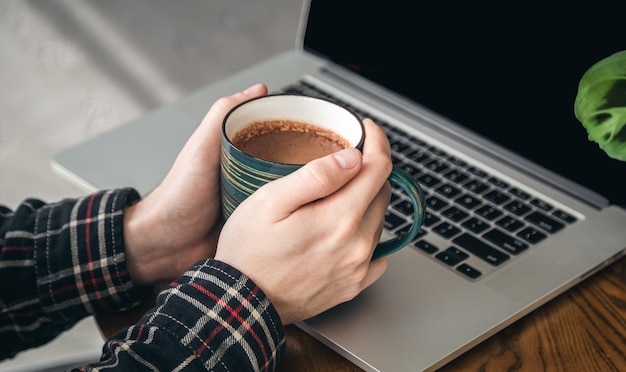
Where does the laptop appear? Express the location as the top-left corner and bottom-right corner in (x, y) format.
(51, 1), (626, 370)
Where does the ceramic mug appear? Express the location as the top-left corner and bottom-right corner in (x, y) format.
(220, 94), (426, 258)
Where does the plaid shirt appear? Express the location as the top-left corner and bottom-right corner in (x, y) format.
(0, 189), (285, 371)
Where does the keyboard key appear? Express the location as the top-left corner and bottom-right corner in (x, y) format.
(426, 195), (448, 211)
(433, 222), (461, 238)
(422, 212), (441, 227)
(447, 156), (467, 167)
(441, 206), (469, 222)
(427, 146), (447, 157)
(461, 217), (490, 234)
(552, 210), (577, 223)
(467, 166), (487, 177)
(524, 211), (565, 233)
(424, 159), (449, 173)
(484, 190), (511, 205)
(452, 233), (510, 266)
(530, 198), (553, 211)
(517, 227), (547, 244)
(414, 239), (438, 254)
(396, 224), (417, 238)
(447, 247), (469, 260)
(436, 247), (468, 266)
(385, 210), (406, 230)
(503, 200), (532, 216)
(444, 169), (469, 184)
(496, 216), (524, 232)
(398, 162), (421, 178)
(509, 187), (531, 200)
(390, 141), (411, 154)
(455, 194), (482, 210)
(457, 264), (482, 279)
(408, 137), (426, 147)
(435, 183), (461, 198)
(406, 150), (432, 164)
(483, 229), (528, 254)
(393, 200), (415, 216)
(388, 126), (408, 137)
(487, 177), (508, 189)
(418, 173), (442, 188)
(463, 179), (489, 194)
(476, 205), (503, 220)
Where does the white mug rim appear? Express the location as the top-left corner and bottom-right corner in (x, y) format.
(222, 94), (365, 165)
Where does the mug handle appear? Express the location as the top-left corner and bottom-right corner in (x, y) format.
(372, 166), (427, 259)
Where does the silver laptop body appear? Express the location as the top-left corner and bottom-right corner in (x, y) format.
(52, 1), (626, 371)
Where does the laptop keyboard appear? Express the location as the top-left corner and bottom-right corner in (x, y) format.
(277, 81), (579, 281)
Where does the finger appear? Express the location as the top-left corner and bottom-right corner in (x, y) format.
(204, 83), (268, 129)
(330, 118), (393, 216)
(362, 118), (392, 157)
(187, 83), (269, 153)
(255, 147), (363, 219)
(361, 118), (393, 182)
(360, 181), (392, 253)
(160, 83), (269, 194)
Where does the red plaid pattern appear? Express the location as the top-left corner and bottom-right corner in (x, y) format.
(1, 189), (285, 371)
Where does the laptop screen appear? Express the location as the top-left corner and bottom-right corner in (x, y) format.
(304, 0), (626, 206)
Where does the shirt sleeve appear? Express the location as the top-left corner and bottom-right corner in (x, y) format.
(2, 189), (287, 370)
(0, 188), (148, 360)
(79, 259), (286, 371)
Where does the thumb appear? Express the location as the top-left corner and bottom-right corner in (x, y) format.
(185, 83), (269, 155)
(258, 148), (363, 217)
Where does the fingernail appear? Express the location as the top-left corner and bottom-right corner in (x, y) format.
(333, 148), (360, 169)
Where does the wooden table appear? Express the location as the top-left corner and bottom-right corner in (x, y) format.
(97, 256), (626, 371)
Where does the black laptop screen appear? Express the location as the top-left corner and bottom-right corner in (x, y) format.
(304, 1), (626, 206)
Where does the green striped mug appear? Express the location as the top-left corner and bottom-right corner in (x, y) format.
(220, 94), (425, 258)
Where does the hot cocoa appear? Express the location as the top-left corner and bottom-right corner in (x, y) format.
(231, 119), (350, 164)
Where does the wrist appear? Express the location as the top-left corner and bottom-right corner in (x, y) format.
(123, 197), (164, 286)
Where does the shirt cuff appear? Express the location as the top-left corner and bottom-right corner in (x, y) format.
(34, 188), (149, 323)
(141, 259), (286, 371)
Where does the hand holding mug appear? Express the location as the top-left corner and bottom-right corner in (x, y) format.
(220, 94), (425, 258)
(216, 118), (393, 324)
(216, 94), (426, 324)
(122, 84), (269, 286)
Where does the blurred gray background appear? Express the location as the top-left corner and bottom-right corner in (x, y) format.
(0, 0), (302, 369)
(0, 0), (301, 206)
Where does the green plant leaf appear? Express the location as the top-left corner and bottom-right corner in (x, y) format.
(574, 50), (626, 161)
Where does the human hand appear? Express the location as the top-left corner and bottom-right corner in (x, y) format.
(215, 118), (391, 324)
(123, 83), (269, 286)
